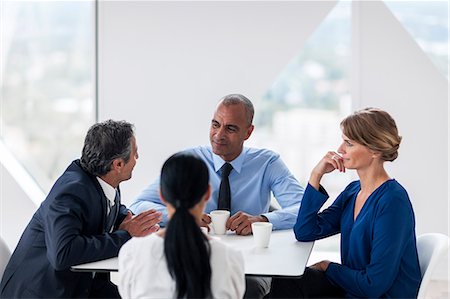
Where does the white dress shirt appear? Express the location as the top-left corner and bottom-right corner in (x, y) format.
(96, 177), (117, 215)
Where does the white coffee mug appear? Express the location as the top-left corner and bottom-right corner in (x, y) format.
(210, 210), (230, 235)
(252, 222), (273, 248)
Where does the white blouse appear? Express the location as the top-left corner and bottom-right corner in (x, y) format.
(118, 234), (245, 299)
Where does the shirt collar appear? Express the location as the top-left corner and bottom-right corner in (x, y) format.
(212, 147), (247, 174)
(96, 177), (117, 205)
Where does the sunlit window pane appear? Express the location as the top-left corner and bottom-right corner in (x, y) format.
(0, 1), (95, 192)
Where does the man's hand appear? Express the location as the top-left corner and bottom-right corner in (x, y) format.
(118, 209), (162, 237)
(226, 212), (268, 236)
(310, 260), (331, 272)
(201, 213), (212, 232)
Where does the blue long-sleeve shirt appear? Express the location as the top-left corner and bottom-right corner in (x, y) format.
(294, 180), (421, 298)
(130, 146), (304, 230)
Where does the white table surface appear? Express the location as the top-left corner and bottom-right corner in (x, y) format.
(72, 229), (314, 277)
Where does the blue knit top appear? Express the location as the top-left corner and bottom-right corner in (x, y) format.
(294, 180), (421, 298)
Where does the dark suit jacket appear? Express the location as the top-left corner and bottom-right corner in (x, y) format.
(0, 159), (131, 298)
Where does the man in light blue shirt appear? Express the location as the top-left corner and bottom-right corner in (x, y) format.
(131, 94), (304, 235)
(131, 94), (304, 298)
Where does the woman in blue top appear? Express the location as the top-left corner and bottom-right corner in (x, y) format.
(269, 108), (421, 298)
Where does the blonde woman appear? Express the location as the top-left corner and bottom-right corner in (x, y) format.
(270, 108), (421, 298)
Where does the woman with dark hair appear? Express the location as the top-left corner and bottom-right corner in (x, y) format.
(118, 153), (245, 298)
(270, 108), (421, 298)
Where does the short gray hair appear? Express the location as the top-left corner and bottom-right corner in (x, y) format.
(80, 120), (135, 176)
(220, 94), (254, 125)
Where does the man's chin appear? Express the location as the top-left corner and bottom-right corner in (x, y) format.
(211, 146), (225, 156)
(123, 174), (133, 181)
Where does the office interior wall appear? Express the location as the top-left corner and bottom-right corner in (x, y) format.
(98, 1), (338, 204)
(355, 1), (448, 280)
(354, 2), (448, 237)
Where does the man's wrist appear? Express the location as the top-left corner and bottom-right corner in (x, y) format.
(259, 215), (269, 222)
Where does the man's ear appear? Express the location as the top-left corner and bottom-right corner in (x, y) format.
(244, 125), (254, 140)
(112, 159), (123, 172)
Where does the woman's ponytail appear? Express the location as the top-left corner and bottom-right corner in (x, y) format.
(160, 153), (211, 298)
(164, 206), (211, 298)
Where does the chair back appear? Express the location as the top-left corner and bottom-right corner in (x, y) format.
(416, 233), (449, 299)
(0, 236), (11, 282)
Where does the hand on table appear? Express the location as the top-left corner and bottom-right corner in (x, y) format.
(226, 211), (268, 236)
(200, 213), (212, 232)
(118, 209), (162, 237)
(310, 260), (331, 272)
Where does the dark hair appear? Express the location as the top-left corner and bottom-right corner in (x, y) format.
(80, 120), (135, 176)
(220, 94), (254, 125)
(160, 153), (211, 298)
(341, 108), (402, 162)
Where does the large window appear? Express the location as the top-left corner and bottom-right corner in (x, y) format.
(0, 1), (96, 192)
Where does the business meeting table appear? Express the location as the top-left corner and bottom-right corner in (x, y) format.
(72, 229), (314, 277)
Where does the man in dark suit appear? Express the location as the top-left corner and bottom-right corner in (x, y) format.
(0, 120), (162, 298)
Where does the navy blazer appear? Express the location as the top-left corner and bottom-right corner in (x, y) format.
(0, 160), (131, 298)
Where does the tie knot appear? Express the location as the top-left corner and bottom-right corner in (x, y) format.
(221, 163), (233, 178)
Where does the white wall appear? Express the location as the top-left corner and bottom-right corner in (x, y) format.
(98, 1), (338, 204)
(354, 2), (449, 280)
(354, 1), (448, 236)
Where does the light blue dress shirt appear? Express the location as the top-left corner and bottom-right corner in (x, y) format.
(130, 146), (304, 230)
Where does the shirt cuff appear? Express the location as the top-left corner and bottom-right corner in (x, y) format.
(305, 183), (329, 201)
(262, 211), (284, 230)
(318, 184), (328, 196)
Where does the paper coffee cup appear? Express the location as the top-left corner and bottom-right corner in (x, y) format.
(252, 222), (273, 247)
(210, 210), (230, 235)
